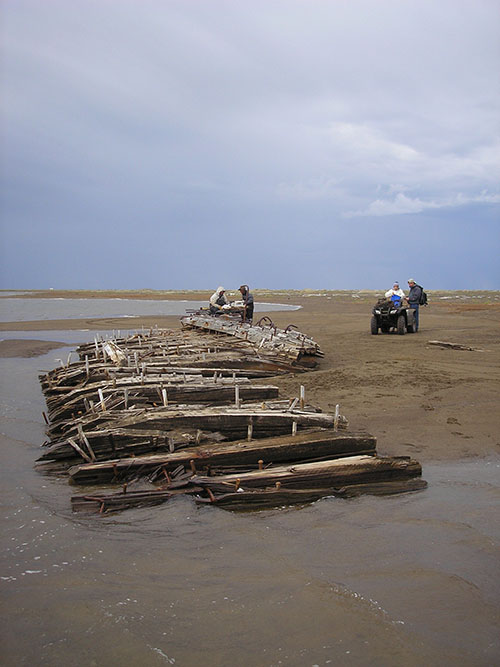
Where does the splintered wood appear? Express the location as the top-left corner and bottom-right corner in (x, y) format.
(37, 317), (425, 513)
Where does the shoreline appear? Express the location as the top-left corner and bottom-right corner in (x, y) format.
(2, 287), (500, 301)
(1, 288), (499, 332)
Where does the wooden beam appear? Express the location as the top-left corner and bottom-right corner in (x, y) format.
(67, 431), (376, 484)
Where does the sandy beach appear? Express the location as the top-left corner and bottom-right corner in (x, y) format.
(2, 289), (499, 463)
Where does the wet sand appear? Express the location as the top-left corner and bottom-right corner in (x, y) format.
(0, 339), (70, 358)
(1, 289), (499, 463)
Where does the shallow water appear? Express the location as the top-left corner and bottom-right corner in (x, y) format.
(0, 298), (299, 323)
(0, 336), (499, 666)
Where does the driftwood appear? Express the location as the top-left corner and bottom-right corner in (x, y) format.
(428, 340), (485, 352)
(66, 430), (376, 484)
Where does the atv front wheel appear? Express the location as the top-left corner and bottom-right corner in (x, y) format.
(397, 314), (406, 335)
(370, 316), (379, 335)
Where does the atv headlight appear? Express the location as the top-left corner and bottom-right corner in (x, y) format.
(375, 309), (381, 315)
(390, 309), (397, 314)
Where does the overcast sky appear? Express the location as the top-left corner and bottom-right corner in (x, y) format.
(1, 0), (499, 290)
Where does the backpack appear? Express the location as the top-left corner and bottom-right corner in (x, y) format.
(417, 285), (428, 306)
(391, 294), (402, 307)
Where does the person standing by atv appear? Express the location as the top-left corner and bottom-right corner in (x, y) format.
(407, 279), (423, 331)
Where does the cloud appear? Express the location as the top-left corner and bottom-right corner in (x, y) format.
(1, 0), (499, 289)
(275, 117), (500, 216)
(343, 191), (500, 218)
(328, 123), (420, 163)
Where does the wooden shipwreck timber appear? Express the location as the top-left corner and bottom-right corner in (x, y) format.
(37, 313), (426, 513)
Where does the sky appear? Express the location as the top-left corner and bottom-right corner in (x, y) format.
(1, 0), (499, 291)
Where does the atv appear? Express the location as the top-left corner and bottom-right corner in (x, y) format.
(371, 296), (416, 335)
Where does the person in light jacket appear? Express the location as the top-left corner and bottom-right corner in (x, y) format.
(385, 282), (405, 299)
(209, 286), (228, 315)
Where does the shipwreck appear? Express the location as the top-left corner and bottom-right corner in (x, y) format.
(37, 312), (426, 513)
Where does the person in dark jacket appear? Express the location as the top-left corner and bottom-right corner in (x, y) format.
(239, 284), (254, 323)
(407, 279), (422, 331)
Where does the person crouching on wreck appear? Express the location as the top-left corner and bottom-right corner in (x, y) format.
(209, 286), (228, 315)
(239, 284), (254, 323)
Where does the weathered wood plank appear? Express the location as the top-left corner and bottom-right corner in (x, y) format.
(195, 478), (428, 509)
(66, 430), (376, 484)
(70, 486), (202, 513)
(191, 455), (422, 492)
(39, 406), (348, 462)
(46, 382), (279, 423)
(180, 314), (322, 363)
